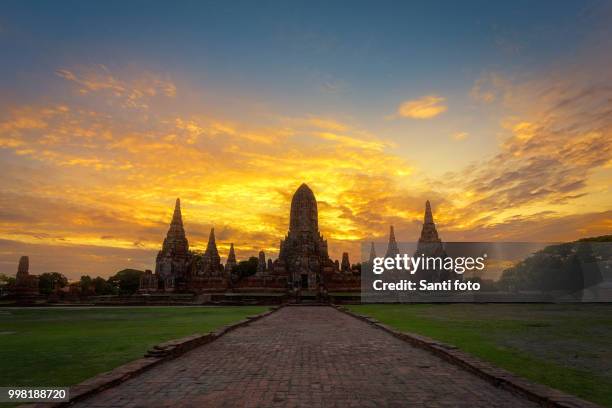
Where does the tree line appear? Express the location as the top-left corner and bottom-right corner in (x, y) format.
(0, 269), (145, 297)
(498, 235), (611, 293)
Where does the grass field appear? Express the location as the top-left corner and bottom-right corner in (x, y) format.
(349, 303), (612, 407)
(2, 304), (610, 407)
(0, 306), (267, 392)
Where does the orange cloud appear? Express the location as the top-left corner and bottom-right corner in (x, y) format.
(56, 64), (176, 109)
(439, 63), (612, 231)
(0, 83), (422, 277)
(396, 95), (447, 119)
(1, 60), (611, 279)
(451, 131), (469, 141)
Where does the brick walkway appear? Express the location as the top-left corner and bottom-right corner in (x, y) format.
(73, 306), (537, 407)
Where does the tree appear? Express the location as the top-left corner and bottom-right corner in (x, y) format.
(79, 275), (94, 296)
(498, 235), (610, 293)
(0, 273), (16, 296)
(107, 269), (143, 295)
(92, 276), (115, 295)
(38, 272), (68, 295)
(232, 257), (259, 279)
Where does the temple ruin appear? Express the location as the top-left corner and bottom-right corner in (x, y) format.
(14, 255), (39, 297)
(146, 183), (444, 294)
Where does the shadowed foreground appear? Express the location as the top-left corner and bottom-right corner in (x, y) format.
(349, 303), (612, 407)
(73, 306), (537, 408)
(0, 306), (267, 390)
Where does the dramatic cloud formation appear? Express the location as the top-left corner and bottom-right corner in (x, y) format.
(396, 95), (447, 119)
(429, 56), (612, 246)
(0, 61), (610, 278)
(446, 64), (612, 227)
(0, 66), (422, 276)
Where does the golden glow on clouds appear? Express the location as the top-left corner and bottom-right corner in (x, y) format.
(397, 95), (447, 119)
(451, 131), (469, 141)
(56, 65), (176, 109)
(0, 64), (611, 277)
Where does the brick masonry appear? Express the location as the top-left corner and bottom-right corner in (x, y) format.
(62, 306), (547, 408)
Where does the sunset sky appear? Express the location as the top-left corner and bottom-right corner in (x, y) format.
(1, 1), (611, 279)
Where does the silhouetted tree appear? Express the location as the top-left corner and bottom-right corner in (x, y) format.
(92, 276), (115, 295)
(0, 273), (16, 296)
(79, 275), (94, 296)
(232, 257), (259, 279)
(107, 269), (143, 295)
(38, 272), (68, 295)
(498, 235), (609, 293)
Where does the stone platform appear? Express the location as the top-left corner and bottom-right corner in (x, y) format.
(70, 306), (538, 407)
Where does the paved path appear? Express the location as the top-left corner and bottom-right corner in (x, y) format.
(74, 306), (537, 408)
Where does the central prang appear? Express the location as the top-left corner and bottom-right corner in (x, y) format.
(277, 183), (334, 291)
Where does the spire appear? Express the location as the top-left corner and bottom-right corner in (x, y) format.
(225, 243), (237, 273)
(341, 252), (350, 272)
(201, 227), (222, 275)
(289, 183), (318, 233)
(385, 225), (399, 257)
(418, 200), (441, 243)
(17, 256), (29, 277)
(205, 228), (219, 256)
(159, 198), (188, 256)
(257, 250), (266, 274)
(208, 228), (215, 245)
(227, 243), (236, 264)
(416, 200), (445, 272)
(424, 200), (433, 224)
(369, 242), (376, 262)
(171, 198), (183, 227)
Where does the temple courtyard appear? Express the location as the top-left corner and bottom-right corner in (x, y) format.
(68, 306), (536, 408)
(0, 304), (611, 407)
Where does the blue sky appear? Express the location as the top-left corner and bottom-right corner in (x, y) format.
(2, 0), (604, 169)
(0, 1), (599, 104)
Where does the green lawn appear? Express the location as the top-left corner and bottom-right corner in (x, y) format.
(348, 304), (612, 407)
(0, 306), (267, 390)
